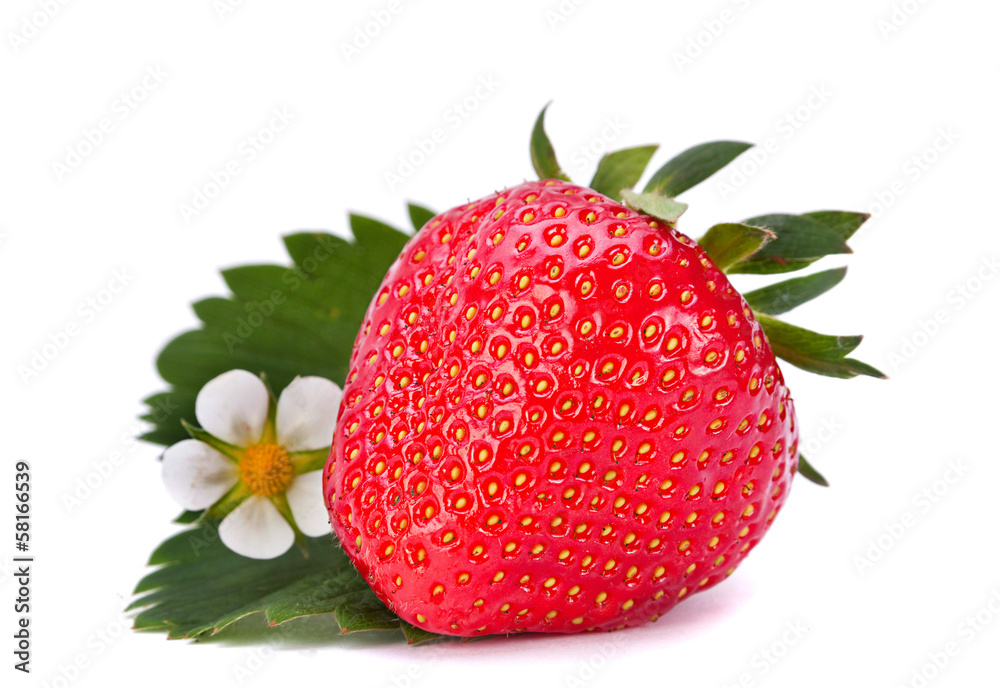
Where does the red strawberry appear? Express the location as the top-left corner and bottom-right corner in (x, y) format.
(323, 178), (799, 636)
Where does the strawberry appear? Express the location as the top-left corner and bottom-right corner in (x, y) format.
(323, 108), (880, 637)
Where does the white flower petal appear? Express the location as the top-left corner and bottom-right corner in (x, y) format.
(195, 369), (269, 446)
(286, 471), (331, 537)
(161, 440), (238, 510)
(276, 376), (343, 451)
(218, 496), (295, 559)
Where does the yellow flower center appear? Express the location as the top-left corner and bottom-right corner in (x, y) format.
(239, 443), (293, 497)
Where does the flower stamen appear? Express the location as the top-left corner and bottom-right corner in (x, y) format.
(240, 443), (293, 497)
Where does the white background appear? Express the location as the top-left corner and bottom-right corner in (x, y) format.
(2, 1), (999, 686)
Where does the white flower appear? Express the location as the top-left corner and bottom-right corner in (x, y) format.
(161, 370), (342, 559)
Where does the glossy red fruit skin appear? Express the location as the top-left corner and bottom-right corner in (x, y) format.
(324, 179), (798, 637)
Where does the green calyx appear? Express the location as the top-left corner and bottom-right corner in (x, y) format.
(698, 223), (775, 271)
(530, 103), (571, 182)
(529, 103), (887, 487)
(621, 190), (688, 226)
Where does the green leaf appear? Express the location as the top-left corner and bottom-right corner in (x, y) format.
(193, 608), (365, 647)
(130, 522), (446, 643)
(334, 596), (404, 632)
(142, 225), (409, 447)
(756, 314), (886, 379)
(401, 622), (447, 645)
(261, 569), (377, 626)
(348, 213), (413, 263)
(139, 390), (195, 440)
(407, 203), (435, 232)
(530, 103), (570, 181)
(644, 141), (752, 197)
(743, 267), (848, 315)
(728, 214), (852, 275)
(621, 189), (689, 225)
(589, 145), (659, 199)
(801, 211), (870, 241)
(699, 223), (775, 271)
(796, 455), (829, 487)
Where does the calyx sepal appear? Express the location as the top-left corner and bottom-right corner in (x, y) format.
(621, 189), (688, 225)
